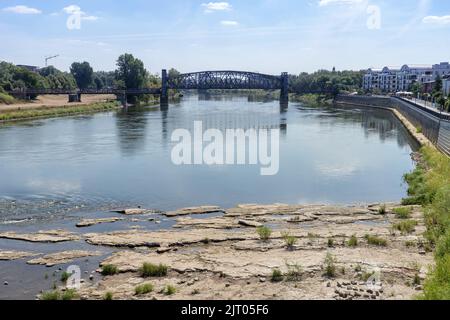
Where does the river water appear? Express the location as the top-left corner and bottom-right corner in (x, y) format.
(0, 94), (419, 224)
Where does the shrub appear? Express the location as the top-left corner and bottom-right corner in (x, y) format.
(282, 232), (298, 249)
(323, 253), (336, 278)
(104, 292), (113, 300)
(101, 264), (119, 276)
(256, 226), (272, 241)
(422, 254), (450, 300)
(393, 220), (418, 234)
(436, 229), (450, 259)
(271, 269), (283, 282)
(327, 238), (334, 248)
(285, 263), (303, 282)
(347, 235), (358, 247)
(378, 204), (387, 215)
(135, 283), (154, 295)
(393, 207), (412, 219)
(0, 92), (15, 105)
(60, 271), (71, 283)
(140, 263), (168, 278)
(41, 291), (60, 300)
(365, 235), (388, 247)
(62, 289), (78, 301)
(164, 285), (176, 296)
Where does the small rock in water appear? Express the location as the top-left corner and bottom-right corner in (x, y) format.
(4, 281), (8, 286)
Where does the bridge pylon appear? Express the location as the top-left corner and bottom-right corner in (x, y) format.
(280, 72), (289, 106)
(160, 69), (169, 106)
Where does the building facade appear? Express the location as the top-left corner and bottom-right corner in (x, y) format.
(363, 62), (449, 93)
(444, 76), (450, 96)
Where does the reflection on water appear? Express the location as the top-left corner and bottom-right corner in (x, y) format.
(0, 94), (418, 222)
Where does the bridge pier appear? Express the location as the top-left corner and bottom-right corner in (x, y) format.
(68, 93), (81, 103)
(280, 72), (289, 106)
(160, 69), (169, 107)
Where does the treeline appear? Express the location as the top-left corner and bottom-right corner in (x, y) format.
(289, 69), (365, 96)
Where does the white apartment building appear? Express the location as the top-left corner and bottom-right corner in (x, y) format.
(363, 62), (448, 93)
(444, 77), (450, 96)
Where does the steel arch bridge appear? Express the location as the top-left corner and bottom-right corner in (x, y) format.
(162, 70), (289, 104)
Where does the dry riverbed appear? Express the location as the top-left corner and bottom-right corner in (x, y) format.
(0, 203), (433, 300)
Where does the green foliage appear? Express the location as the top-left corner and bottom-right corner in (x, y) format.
(60, 272), (71, 283)
(61, 289), (78, 300)
(327, 238), (334, 248)
(104, 292), (113, 300)
(164, 285), (176, 296)
(271, 269), (283, 282)
(140, 263), (168, 278)
(282, 232), (297, 249)
(393, 207), (412, 219)
(421, 255), (450, 300)
(115, 53), (148, 89)
(365, 235), (388, 247)
(393, 220), (418, 234)
(41, 291), (60, 300)
(256, 226), (272, 241)
(323, 253), (336, 278)
(285, 263), (303, 282)
(135, 283), (154, 295)
(347, 235), (358, 247)
(378, 204), (387, 215)
(101, 264), (119, 276)
(70, 61), (94, 89)
(0, 92), (15, 104)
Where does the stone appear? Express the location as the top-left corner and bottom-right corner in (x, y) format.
(4, 281), (8, 286)
(113, 208), (161, 216)
(165, 206), (224, 217)
(0, 230), (80, 243)
(238, 220), (263, 228)
(76, 218), (124, 228)
(27, 250), (102, 267)
(0, 250), (38, 261)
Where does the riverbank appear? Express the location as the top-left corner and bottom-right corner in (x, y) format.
(0, 203), (433, 300)
(0, 101), (120, 123)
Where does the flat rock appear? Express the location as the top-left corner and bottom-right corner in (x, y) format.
(76, 217), (124, 228)
(0, 230), (80, 243)
(0, 250), (38, 261)
(174, 217), (238, 229)
(113, 208), (160, 215)
(238, 220), (263, 228)
(27, 250), (102, 267)
(165, 206), (224, 217)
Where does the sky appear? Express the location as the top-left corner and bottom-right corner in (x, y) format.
(0, 0), (449, 74)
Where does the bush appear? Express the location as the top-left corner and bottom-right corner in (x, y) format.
(101, 264), (119, 276)
(256, 226), (272, 241)
(347, 235), (358, 247)
(0, 92), (15, 105)
(282, 232), (297, 249)
(393, 207), (412, 219)
(140, 263), (168, 278)
(271, 269), (283, 282)
(104, 292), (113, 300)
(436, 229), (450, 259)
(323, 253), (336, 278)
(285, 263), (303, 282)
(60, 272), (71, 283)
(393, 220), (418, 234)
(365, 235), (388, 247)
(62, 289), (78, 301)
(41, 291), (60, 300)
(164, 285), (176, 296)
(422, 254), (450, 300)
(378, 204), (387, 215)
(135, 283), (154, 295)
(327, 239), (334, 248)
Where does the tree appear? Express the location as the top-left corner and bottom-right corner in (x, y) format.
(70, 62), (94, 89)
(434, 75), (443, 94)
(411, 82), (422, 96)
(115, 54), (147, 89)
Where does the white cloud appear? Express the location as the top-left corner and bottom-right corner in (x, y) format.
(423, 15), (450, 25)
(3, 5), (42, 14)
(202, 2), (232, 13)
(63, 5), (98, 21)
(318, 0), (364, 7)
(220, 20), (239, 26)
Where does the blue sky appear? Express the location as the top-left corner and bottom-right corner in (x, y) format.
(0, 0), (449, 74)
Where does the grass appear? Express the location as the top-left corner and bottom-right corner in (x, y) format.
(135, 283), (154, 296)
(0, 101), (119, 122)
(365, 235), (388, 247)
(347, 235), (358, 247)
(401, 147), (450, 300)
(256, 226), (272, 241)
(104, 292), (113, 300)
(139, 263), (168, 278)
(393, 207), (413, 219)
(271, 269), (284, 282)
(101, 264), (119, 276)
(41, 289), (78, 300)
(164, 285), (176, 296)
(378, 204), (387, 215)
(416, 126), (423, 134)
(323, 253), (337, 278)
(41, 290), (60, 300)
(282, 232), (298, 249)
(360, 271), (376, 282)
(60, 271), (71, 283)
(285, 263), (303, 282)
(327, 238), (334, 248)
(62, 289), (78, 301)
(393, 220), (418, 234)
(0, 92), (16, 105)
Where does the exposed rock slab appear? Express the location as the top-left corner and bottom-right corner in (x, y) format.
(112, 208), (161, 215)
(76, 217), (124, 228)
(0, 250), (38, 261)
(174, 217), (238, 229)
(27, 250), (102, 267)
(165, 206), (224, 217)
(0, 230), (80, 243)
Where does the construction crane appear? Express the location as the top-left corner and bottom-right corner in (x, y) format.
(45, 55), (59, 67)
